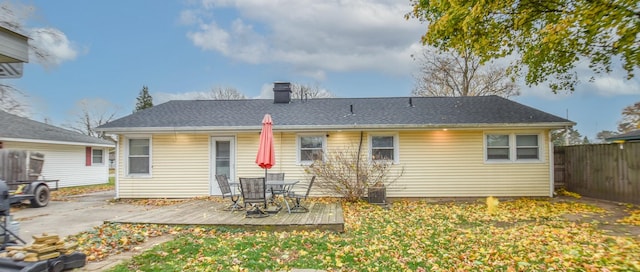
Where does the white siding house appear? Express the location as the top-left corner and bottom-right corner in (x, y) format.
(0, 111), (115, 187)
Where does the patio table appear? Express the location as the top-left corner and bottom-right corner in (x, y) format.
(230, 180), (299, 212)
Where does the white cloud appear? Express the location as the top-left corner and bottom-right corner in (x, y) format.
(591, 76), (640, 96)
(187, 22), (231, 54)
(0, 2), (79, 67)
(183, 0), (424, 79)
(256, 83), (274, 99)
(29, 28), (79, 66)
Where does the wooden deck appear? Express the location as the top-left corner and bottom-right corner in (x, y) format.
(106, 200), (345, 232)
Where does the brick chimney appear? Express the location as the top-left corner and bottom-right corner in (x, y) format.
(273, 82), (292, 104)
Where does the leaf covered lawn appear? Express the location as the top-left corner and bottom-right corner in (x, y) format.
(83, 198), (639, 271)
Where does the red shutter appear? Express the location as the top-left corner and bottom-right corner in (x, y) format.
(85, 147), (92, 166)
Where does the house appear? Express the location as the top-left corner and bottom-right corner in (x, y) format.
(605, 130), (640, 143)
(97, 82), (574, 199)
(0, 110), (115, 187)
(0, 25), (28, 78)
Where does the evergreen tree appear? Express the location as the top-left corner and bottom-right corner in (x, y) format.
(135, 85), (153, 112)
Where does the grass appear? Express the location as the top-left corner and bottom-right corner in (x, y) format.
(100, 198), (640, 271)
(50, 177), (115, 200)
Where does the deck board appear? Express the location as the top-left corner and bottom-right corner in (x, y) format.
(107, 200), (344, 232)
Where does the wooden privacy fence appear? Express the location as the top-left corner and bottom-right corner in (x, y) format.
(554, 143), (640, 204)
(0, 150), (45, 182)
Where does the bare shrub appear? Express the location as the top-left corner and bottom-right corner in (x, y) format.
(305, 146), (403, 202)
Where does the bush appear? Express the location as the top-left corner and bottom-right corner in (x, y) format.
(305, 146), (403, 202)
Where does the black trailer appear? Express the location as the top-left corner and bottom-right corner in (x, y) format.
(7, 180), (58, 208)
(1, 150), (58, 208)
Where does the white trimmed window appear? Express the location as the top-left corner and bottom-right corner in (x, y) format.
(369, 134), (399, 163)
(127, 138), (151, 175)
(298, 135), (325, 164)
(92, 149), (104, 164)
(485, 133), (541, 162)
(516, 135), (539, 160)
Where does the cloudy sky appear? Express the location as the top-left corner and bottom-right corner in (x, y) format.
(4, 0), (639, 139)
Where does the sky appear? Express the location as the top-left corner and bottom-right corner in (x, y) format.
(3, 0), (639, 140)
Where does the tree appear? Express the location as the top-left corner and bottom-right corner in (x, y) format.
(596, 130), (618, 142)
(617, 101), (640, 133)
(1, 2), (76, 115)
(65, 98), (118, 138)
(407, 0), (640, 93)
(1, 2), (74, 68)
(290, 83), (334, 100)
(411, 48), (520, 97)
(0, 84), (29, 116)
(551, 127), (585, 146)
(198, 87), (247, 100)
(135, 85), (153, 112)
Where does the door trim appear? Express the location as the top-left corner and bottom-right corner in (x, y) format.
(210, 136), (236, 195)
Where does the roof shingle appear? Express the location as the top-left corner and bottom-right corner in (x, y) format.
(0, 110), (114, 146)
(98, 96), (573, 131)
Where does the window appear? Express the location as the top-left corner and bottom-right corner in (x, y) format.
(298, 135), (325, 163)
(92, 149), (104, 164)
(516, 135), (539, 159)
(370, 134), (398, 163)
(487, 135), (510, 160)
(128, 138), (150, 175)
(486, 133), (540, 162)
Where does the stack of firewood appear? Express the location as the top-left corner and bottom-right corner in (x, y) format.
(0, 233), (77, 262)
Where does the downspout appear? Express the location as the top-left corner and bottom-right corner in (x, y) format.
(356, 131), (363, 191)
(548, 130), (554, 197)
(115, 136), (120, 199)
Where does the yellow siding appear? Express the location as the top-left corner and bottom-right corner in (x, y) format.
(393, 130), (551, 197)
(117, 134), (210, 198)
(116, 129), (553, 198)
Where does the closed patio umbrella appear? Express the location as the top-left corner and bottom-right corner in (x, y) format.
(256, 114), (275, 176)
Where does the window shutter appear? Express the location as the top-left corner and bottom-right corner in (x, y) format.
(85, 147), (92, 166)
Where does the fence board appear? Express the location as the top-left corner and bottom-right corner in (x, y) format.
(556, 142), (640, 204)
(0, 150), (45, 183)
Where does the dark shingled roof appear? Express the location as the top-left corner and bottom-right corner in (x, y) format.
(98, 96), (573, 132)
(0, 110), (114, 146)
(606, 130), (640, 142)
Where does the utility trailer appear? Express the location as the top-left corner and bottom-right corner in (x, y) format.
(0, 150), (58, 207)
(7, 180), (58, 208)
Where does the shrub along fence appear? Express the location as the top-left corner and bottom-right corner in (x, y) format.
(555, 142), (640, 204)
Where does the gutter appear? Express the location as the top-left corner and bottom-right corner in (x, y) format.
(0, 137), (115, 148)
(96, 122), (576, 134)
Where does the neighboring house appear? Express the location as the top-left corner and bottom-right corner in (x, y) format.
(0, 110), (115, 187)
(0, 25), (28, 63)
(97, 82), (574, 199)
(605, 130), (640, 143)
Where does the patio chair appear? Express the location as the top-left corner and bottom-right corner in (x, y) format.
(266, 172), (286, 195)
(285, 176), (315, 213)
(239, 177), (271, 218)
(215, 174), (240, 211)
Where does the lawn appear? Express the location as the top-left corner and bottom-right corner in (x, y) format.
(50, 177), (115, 200)
(94, 198), (640, 271)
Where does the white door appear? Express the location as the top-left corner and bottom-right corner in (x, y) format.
(210, 136), (235, 195)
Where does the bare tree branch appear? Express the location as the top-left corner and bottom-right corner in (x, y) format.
(64, 98), (118, 138)
(412, 48), (520, 98)
(198, 87), (247, 100)
(290, 83), (334, 100)
(0, 83), (29, 116)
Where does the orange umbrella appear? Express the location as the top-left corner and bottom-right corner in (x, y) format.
(256, 114), (275, 175)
